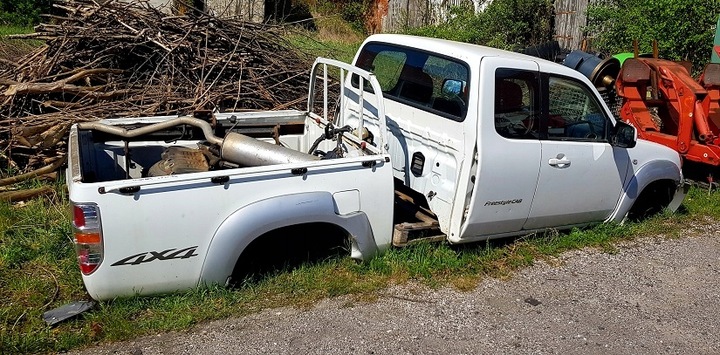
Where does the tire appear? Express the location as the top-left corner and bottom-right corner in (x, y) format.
(626, 181), (673, 221)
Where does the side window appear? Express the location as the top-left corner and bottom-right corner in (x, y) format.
(547, 76), (608, 141)
(354, 42), (469, 121)
(494, 69), (540, 139)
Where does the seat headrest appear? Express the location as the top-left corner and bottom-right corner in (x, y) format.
(399, 68), (434, 104)
(496, 80), (523, 113)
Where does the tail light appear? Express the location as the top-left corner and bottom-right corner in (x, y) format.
(72, 203), (103, 275)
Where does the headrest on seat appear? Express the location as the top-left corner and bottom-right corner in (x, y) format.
(495, 80), (523, 113)
(398, 68), (434, 104)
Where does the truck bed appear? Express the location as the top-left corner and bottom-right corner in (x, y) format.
(66, 110), (396, 299)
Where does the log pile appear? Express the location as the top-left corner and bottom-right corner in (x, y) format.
(0, 0), (319, 179)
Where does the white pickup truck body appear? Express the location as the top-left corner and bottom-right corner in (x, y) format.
(67, 35), (686, 300)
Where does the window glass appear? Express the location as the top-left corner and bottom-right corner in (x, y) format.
(547, 76), (608, 141)
(494, 69), (539, 139)
(354, 42), (469, 121)
(357, 49), (406, 92)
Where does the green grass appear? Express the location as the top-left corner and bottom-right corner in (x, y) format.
(285, 15), (364, 64)
(0, 25), (34, 36)
(0, 24), (42, 64)
(1, 182), (719, 353)
(287, 31), (361, 64)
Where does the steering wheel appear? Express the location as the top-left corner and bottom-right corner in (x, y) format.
(496, 115), (535, 138)
(564, 120), (597, 139)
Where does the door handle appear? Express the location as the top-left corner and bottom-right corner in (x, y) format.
(548, 154), (571, 168)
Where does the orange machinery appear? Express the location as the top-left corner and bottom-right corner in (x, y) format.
(615, 58), (720, 167)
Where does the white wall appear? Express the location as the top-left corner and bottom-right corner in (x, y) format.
(116, 0), (264, 22)
(206, 0), (264, 22)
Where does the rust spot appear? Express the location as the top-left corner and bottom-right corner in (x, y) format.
(367, 0), (389, 33)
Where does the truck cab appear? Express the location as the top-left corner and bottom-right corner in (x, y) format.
(349, 34), (685, 244)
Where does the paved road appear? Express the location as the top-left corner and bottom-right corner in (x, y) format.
(75, 230), (720, 355)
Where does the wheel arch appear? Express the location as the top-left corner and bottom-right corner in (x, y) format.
(198, 191), (378, 286)
(609, 159), (683, 222)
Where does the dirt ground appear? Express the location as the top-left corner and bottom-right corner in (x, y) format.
(72, 226), (720, 355)
(0, 39), (37, 71)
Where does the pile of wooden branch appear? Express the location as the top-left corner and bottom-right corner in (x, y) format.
(0, 0), (318, 182)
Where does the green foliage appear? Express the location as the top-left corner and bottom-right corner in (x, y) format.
(339, 0), (368, 33)
(0, 0), (52, 26)
(286, 32), (361, 63)
(408, 0), (554, 49)
(311, 0), (370, 34)
(586, 0), (720, 72)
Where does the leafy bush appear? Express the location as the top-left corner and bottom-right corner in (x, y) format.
(408, 0), (554, 50)
(310, 0), (369, 34)
(0, 0), (52, 26)
(339, 0), (368, 33)
(586, 0), (720, 72)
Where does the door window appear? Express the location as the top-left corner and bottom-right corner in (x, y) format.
(547, 76), (608, 141)
(494, 69), (540, 139)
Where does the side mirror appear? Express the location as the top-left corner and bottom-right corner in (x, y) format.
(442, 79), (465, 96)
(611, 121), (637, 148)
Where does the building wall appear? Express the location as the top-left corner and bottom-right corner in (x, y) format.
(117, 0), (264, 21)
(206, 0), (264, 22)
(372, 0), (486, 34)
(146, 0), (174, 10)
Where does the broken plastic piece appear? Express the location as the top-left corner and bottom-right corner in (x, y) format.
(42, 301), (95, 326)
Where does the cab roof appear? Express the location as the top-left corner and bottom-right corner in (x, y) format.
(360, 34), (585, 79)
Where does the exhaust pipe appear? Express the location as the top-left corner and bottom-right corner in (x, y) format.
(77, 117), (319, 166)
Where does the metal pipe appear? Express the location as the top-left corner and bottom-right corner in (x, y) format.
(77, 117), (318, 166)
(77, 116), (224, 146)
(221, 132), (319, 165)
(694, 101), (715, 144)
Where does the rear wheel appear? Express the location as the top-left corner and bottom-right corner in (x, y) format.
(229, 223), (350, 285)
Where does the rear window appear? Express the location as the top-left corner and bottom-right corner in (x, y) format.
(354, 42), (470, 121)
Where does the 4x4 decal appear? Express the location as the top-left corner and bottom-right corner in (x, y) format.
(111, 246), (198, 266)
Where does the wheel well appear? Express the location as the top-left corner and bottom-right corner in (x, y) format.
(627, 179), (675, 221)
(230, 222), (350, 285)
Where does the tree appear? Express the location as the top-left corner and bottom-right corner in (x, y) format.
(407, 0), (554, 49)
(586, 0), (720, 72)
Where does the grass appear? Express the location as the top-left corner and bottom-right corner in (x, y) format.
(1, 180), (719, 353)
(0, 24), (42, 66)
(285, 15), (364, 64)
(0, 25), (34, 36)
(1, 16), (718, 353)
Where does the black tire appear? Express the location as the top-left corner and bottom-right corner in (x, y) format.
(627, 182), (673, 221)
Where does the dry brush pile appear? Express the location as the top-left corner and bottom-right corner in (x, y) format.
(0, 0), (322, 197)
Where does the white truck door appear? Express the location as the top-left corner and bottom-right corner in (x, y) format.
(459, 57), (542, 239)
(522, 75), (630, 229)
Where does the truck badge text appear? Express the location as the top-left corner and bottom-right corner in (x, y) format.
(111, 246), (199, 266)
(484, 199), (523, 206)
